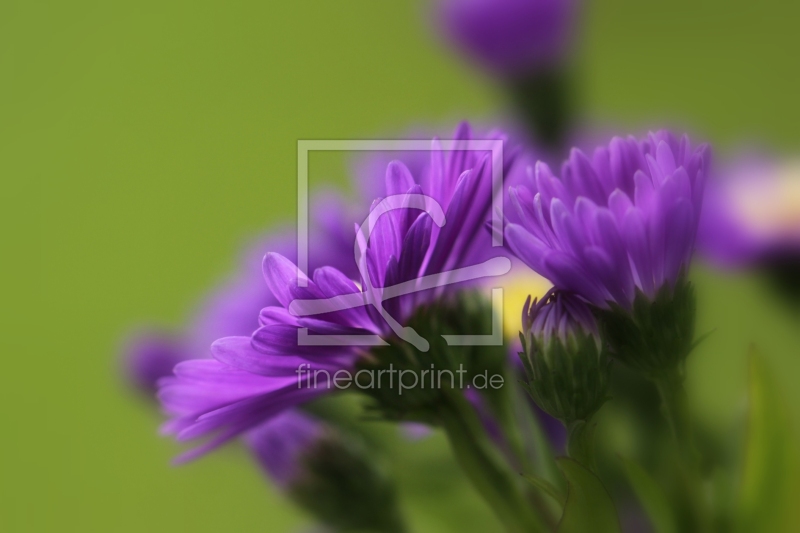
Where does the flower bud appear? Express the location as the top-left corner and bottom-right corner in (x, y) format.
(519, 290), (610, 425)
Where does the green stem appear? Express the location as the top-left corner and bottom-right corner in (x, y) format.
(654, 371), (710, 532)
(566, 420), (598, 473)
(498, 381), (563, 528)
(653, 371), (695, 464)
(508, 68), (573, 149)
(438, 390), (546, 533)
(506, 378), (563, 490)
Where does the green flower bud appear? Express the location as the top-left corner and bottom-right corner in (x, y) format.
(519, 290), (611, 426)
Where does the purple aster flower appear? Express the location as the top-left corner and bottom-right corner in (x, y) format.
(698, 156), (800, 267)
(246, 411), (406, 533)
(698, 156), (800, 307)
(506, 131), (710, 310)
(126, 126), (441, 388)
(124, 193), (360, 385)
(436, 0), (579, 77)
(123, 332), (188, 393)
(158, 123), (523, 457)
(435, 1), (581, 147)
(122, 231), (302, 396)
(244, 409), (325, 489)
(122, 195), (358, 464)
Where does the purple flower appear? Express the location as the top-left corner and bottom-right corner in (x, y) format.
(125, 130), (434, 391)
(244, 409), (325, 489)
(123, 196), (359, 384)
(158, 123), (522, 458)
(124, 332), (188, 393)
(121, 231), (300, 393)
(246, 411), (407, 533)
(698, 157), (800, 267)
(506, 131), (710, 310)
(437, 0), (578, 77)
(122, 197), (356, 465)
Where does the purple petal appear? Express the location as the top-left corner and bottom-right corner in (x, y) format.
(263, 253), (309, 308)
(385, 160), (416, 196)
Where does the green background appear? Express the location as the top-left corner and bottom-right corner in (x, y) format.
(4, 0), (800, 531)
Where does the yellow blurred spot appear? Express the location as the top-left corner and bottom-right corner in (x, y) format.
(732, 161), (800, 240)
(495, 269), (552, 339)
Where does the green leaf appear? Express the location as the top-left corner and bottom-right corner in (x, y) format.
(510, 376), (564, 493)
(736, 346), (798, 533)
(620, 457), (677, 533)
(556, 457), (620, 533)
(523, 473), (566, 509)
(688, 327), (715, 352)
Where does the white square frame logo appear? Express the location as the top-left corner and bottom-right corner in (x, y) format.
(295, 139), (508, 349)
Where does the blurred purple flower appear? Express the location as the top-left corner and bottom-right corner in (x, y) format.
(122, 228), (336, 385)
(124, 332), (188, 393)
(506, 131), (710, 309)
(245, 409), (325, 489)
(123, 200), (357, 463)
(437, 0), (578, 77)
(158, 123), (523, 460)
(698, 157), (800, 267)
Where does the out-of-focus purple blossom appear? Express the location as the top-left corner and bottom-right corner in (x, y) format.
(127, 129), (440, 389)
(437, 0), (578, 77)
(246, 411), (406, 533)
(124, 332), (188, 393)
(158, 123), (524, 459)
(124, 203), (358, 390)
(506, 131), (710, 309)
(122, 231), (304, 395)
(244, 410), (325, 489)
(698, 158), (800, 267)
(183, 231), (298, 355)
(123, 202), (355, 464)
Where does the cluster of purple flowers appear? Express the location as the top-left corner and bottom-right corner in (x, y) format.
(123, 1), (800, 530)
(126, 124), (711, 473)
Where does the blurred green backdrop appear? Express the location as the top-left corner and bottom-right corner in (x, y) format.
(4, 0), (800, 531)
